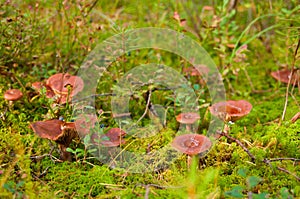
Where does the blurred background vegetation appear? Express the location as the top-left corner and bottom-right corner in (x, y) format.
(0, 0), (299, 198)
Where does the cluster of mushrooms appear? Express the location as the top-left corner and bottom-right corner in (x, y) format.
(3, 68), (299, 163)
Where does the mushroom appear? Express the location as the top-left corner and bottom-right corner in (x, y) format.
(31, 73), (84, 104)
(46, 73), (84, 104)
(176, 112), (200, 131)
(4, 89), (23, 106)
(209, 100), (252, 122)
(171, 134), (212, 168)
(291, 112), (300, 123)
(91, 128), (126, 147)
(271, 69), (299, 86)
(30, 119), (78, 161)
(31, 82), (55, 99)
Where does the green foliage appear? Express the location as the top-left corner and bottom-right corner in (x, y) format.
(0, 0), (299, 198)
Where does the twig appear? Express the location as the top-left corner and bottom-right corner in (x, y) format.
(281, 37), (300, 121)
(131, 89), (152, 128)
(38, 166), (50, 178)
(84, 0), (99, 17)
(134, 183), (184, 190)
(218, 130), (300, 181)
(30, 154), (62, 163)
(218, 130), (256, 162)
(265, 158), (300, 162)
(72, 93), (116, 103)
(144, 185), (150, 199)
(277, 166), (300, 181)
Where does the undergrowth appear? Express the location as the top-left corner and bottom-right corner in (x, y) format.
(0, 0), (299, 198)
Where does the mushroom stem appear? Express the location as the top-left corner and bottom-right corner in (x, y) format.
(187, 155), (192, 169)
(59, 145), (72, 162)
(223, 123), (230, 134)
(186, 124), (191, 131)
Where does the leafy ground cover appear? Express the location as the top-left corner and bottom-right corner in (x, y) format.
(0, 0), (299, 198)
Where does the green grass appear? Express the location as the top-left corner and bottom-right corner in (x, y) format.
(1, 0), (300, 198)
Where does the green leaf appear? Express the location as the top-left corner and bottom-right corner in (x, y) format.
(237, 168), (248, 178)
(253, 192), (269, 199)
(247, 176), (262, 189)
(66, 147), (75, 153)
(3, 182), (15, 193)
(224, 186), (245, 198)
(280, 187), (293, 199)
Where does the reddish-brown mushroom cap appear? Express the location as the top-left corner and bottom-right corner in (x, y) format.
(46, 73), (84, 96)
(4, 89), (23, 101)
(271, 69), (299, 85)
(31, 82), (55, 98)
(30, 119), (64, 141)
(31, 82), (44, 90)
(91, 128), (126, 147)
(291, 112), (300, 123)
(171, 134), (212, 155)
(176, 113), (200, 124)
(30, 119), (78, 161)
(209, 100), (252, 122)
(30, 119), (78, 144)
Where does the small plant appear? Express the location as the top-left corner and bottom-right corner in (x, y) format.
(225, 168), (294, 199)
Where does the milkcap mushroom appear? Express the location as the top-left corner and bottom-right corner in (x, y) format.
(4, 89), (23, 101)
(30, 119), (78, 161)
(271, 69), (299, 86)
(209, 100), (252, 122)
(31, 82), (55, 99)
(46, 73), (84, 95)
(176, 112), (200, 131)
(91, 128), (126, 147)
(42, 73), (84, 104)
(172, 134), (212, 168)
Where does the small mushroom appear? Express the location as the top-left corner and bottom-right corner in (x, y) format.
(291, 112), (300, 123)
(46, 73), (84, 96)
(31, 73), (84, 104)
(4, 89), (23, 101)
(4, 89), (23, 106)
(30, 119), (78, 161)
(176, 112), (200, 131)
(91, 128), (126, 147)
(271, 69), (299, 86)
(31, 82), (55, 98)
(171, 134), (212, 168)
(209, 100), (252, 122)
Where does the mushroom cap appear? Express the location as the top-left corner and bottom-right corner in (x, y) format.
(176, 112), (200, 124)
(171, 134), (212, 155)
(30, 119), (78, 147)
(31, 82), (44, 90)
(4, 89), (23, 101)
(74, 114), (98, 137)
(91, 128), (126, 147)
(31, 82), (55, 98)
(271, 69), (299, 85)
(30, 119), (64, 141)
(209, 100), (252, 122)
(46, 73), (84, 96)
